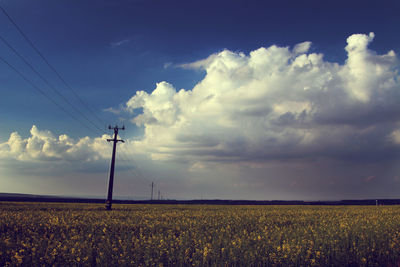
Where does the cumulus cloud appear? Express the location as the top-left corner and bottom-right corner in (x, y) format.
(125, 33), (399, 167)
(0, 125), (111, 163)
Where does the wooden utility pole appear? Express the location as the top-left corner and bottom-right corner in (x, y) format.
(105, 125), (124, 210)
(151, 182), (154, 200)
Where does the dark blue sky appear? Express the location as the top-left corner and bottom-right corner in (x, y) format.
(1, 0), (400, 199)
(1, 0), (399, 138)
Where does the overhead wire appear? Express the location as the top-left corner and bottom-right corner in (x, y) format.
(100, 131), (153, 198)
(1, 3), (155, 197)
(118, 143), (152, 184)
(0, 55), (100, 136)
(0, 34), (104, 135)
(116, 131), (156, 197)
(0, 4), (107, 128)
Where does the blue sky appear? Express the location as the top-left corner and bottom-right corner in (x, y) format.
(1, 0), (400, 200)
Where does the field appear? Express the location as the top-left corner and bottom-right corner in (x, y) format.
(1, 202), (400, 266)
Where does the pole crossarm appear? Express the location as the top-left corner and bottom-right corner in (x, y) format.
(107, 138), (124, 143)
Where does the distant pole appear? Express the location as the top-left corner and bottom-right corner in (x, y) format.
(105, 125), (125, 210)
(158, 190), (160, 200)
(151, 182), (154, 200)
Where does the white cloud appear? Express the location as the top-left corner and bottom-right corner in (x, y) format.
(163, 62), (173, 69)
(178, 54), (219, 70)
(103, 107), (121, 115)
(293, 41), (312, 55)
(391, 129), (400, 144)
(110, 38), (131, 47)
(124, 33), (400, 167)
(0, 125), (111, 163)
(6, 33), (397, 179)
(342, 32), (397, 102)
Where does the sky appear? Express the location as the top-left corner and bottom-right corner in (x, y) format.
(0, 0), (400, 200)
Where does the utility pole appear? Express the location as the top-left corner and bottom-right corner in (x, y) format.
(105, 125), (124, 210)
(151, 182), (154, 200)
(158, 190), (160, 200)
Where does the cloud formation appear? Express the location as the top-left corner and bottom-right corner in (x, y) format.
(0, 125), (110, 163)
(2, 33), (399, 200)
(126, 33), (400, 166)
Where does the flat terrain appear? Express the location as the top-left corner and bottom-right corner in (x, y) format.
(1, 202), (400, 266)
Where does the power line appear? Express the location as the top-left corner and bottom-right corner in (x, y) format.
(0, 4), (107, 128)
(0, 55), (100, 136)
(1, 4), (157, 199)
(0, 4), (155, 200)
(0, 34), (104, 135)
(115, 135), (155, 196)
(110, 130), (151, 184)
(109, 142), (152, 199)
(117, 134), (150, 179)
(118, 149), (151, 184)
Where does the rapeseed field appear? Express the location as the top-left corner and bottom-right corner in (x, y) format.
(1, 202), (400, 266)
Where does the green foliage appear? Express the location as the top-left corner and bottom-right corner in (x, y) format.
(1, 202), (400, 266)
